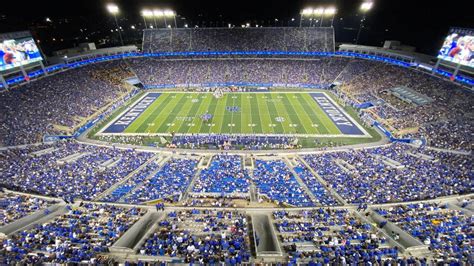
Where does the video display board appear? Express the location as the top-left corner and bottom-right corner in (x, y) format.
(438, 28), (473, 68)
(0, 31), (43, 72)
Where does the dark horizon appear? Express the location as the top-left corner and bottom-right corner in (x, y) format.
(0, 0), (472, 56)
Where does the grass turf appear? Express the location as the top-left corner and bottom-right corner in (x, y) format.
(121, 92), (343, 135)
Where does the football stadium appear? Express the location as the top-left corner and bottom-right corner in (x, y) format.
(0, 0), (473, 265)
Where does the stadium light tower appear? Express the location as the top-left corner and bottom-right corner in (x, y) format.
(152, 9), (162, 28)
(301, 7), (334, 27)
(324, 7), (337, 27)
(300, 8), (313, 27)
(164, 10), (177, 28)
(106, 3), (124, 46)
(147, 9), (177, 28)
(356, 1), (373, 44)
(141, 9), (154, 29)
(313, 8), (324, 27)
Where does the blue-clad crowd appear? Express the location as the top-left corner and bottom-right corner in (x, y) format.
(274, 209), (404, 265)
(170, 134), (298, 150)
(0, 192), (54, 226)
(335, 61), (473, 152)
(0, 61), (133, 146)
(303, 144), (472, 204)
(375, 203), (473, 264)
(0, 141), (153, 200)
(293, 163), (339, 206)
(1, 203), (145, 264)
(193, 155), (250, 195)
(140, 210), (250, 264)
(122, 158), (198, 204)
(101, 161), (161, 203)
(253, 160), (314, 207)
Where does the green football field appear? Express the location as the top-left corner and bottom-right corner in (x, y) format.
(102, 92), (362, 136)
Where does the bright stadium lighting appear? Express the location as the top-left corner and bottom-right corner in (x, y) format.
(357, 1), (374, 44)
(246, 23), (250, 27)
(164, 10), (175, 17)
(141, 10), (152, 29)
(106, 3), (123, 46)
(153, 9), (164, 17)
(131, 25), (135, 29)
(45, 17), (51, 22)
(301, 8), (313, 15)
(106, 3), (119, 15)
(141, 9), (153, 17)
(184, 24), (188, 28)
(324, 7), (337, 16)
(360, 1), (374, 12)
(313, 8), (324, 15)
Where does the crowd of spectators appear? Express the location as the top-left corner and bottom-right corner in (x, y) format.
(418, 119), (473, 152)
(129, 57), (343, 87)
(335, 61), (473, 151)
(273, 209), (402, 264)
(0, 141), (153, 200)
(101, 160), (160, 203)
(293, 163), (339, 206)
(1, 141), (470, 206)
(253, 159), (314, 207)
(142, 27), (334, 53)
(122, 158), (198, 204)
(303, 143), (472, 204)
(193, 155), (250, 195)
(375, 203), (472, 264)
(0, 60), (132, 146)
(170, 134), (298, 150)
(140, 210), (250, 264)
(1, 203), (145, 264)
(0, 192), (54, 226)
(183, 196), (237, 208)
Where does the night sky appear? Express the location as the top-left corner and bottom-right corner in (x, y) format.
(0, 0), (472, 55)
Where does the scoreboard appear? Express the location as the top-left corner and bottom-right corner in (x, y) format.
(437, 27), (473, 68)
(0, 31), (43, 72)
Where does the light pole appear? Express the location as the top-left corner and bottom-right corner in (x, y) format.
(107, 3), (124, 46)
(141, 10), (153, 29)
(313, 8), (324, 27)
(152, 10), (160, 28)
(164, 10), (176, 28)
(300, 8), (313, 27)
(356, 1), (373, 44)
(324, 7), (337, 27)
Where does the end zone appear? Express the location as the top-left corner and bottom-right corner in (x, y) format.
(101, 92), (161, 133)
(310, 92), (369, 137)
